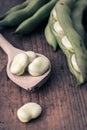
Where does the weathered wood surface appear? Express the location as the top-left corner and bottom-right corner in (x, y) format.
(0, 1), (87, 130)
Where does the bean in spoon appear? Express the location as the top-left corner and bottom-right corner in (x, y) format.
(0, 34), (51, 92)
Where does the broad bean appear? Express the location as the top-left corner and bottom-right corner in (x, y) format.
(17, 102), (42, 123)
(25, 51), (37, 63)
(10, 53), (29, 75)
(28, 56), (50, 76)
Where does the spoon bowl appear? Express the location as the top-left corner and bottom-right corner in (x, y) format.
(0, 34), (51, 92)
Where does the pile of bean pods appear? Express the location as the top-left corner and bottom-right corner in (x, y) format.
(0, 0), (58, 34)
(45, 0), (87, 85)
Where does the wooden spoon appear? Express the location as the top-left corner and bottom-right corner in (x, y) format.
(0, 34), (51, 92)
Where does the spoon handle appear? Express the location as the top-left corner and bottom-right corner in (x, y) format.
(0, 34), (16, 56)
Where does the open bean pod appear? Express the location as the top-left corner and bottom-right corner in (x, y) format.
(49, 0), (87, 85)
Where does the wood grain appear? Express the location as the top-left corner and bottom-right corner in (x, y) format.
(0, 1), (87, 130)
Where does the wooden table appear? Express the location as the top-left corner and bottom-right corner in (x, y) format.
(0, 1), (87, 130)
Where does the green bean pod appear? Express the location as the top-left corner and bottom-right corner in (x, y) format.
(50, 0), (87, 84)
(0, 0), (49, 27)
(72, 0), (87, 38)
(0, 0), (31, 20)
(45, 22), (58, 51)
(15, 0), (58, 34)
